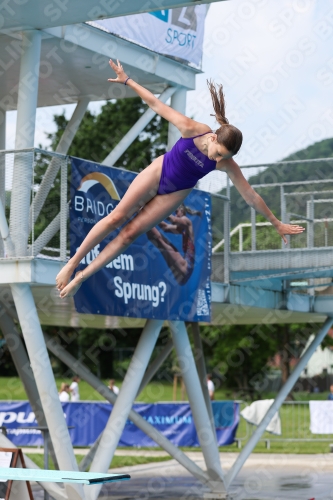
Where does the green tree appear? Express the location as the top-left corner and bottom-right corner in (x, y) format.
(42, 324), (173, 382)
(200, 321), (333, 400)
(200, 323), (277, 399)
(47, 98), (168, 172)
(229, 214), (282, 251)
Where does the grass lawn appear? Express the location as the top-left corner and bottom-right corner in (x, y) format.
(26, 454), (172, 470)
(0, 378), (241, 401)
(0, 378), (330, 403)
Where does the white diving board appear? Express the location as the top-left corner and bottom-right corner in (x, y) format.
(0, 468), (130, 485)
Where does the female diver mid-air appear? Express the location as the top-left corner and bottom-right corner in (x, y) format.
(56, 59), (304, 297)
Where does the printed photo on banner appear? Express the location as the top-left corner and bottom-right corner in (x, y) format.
(70, 157), (212, 322)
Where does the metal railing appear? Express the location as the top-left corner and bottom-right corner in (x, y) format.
(213, 218), (333, 253)
(3, 148), (333, 289)
(239, 400), (333, 449)
(212, 161), (333, 255)
(0, 148), (68, 261)
(210, 192), (230, 282)
(213, 221), (275, 253)
(1, 148), (232, 274)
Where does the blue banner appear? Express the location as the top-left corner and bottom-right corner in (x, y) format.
(70, 157), (211, 322)
(0, 402), (239, 447)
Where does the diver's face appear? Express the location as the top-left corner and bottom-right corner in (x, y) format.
(207, 137), (233, 163)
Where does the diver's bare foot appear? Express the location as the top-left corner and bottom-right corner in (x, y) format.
(59, 272), (83, 299)
(56, 261), (76, 291)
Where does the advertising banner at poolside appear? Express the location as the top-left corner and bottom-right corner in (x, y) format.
(0, 402), (239, 447)
(88, 6), (207, 69)
(69, 157), (211, 322)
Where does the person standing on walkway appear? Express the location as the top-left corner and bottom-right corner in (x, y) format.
(59, 383), (70, 402)
(207, 374), (215, 400)
(70, 376), (80, 402)
(108, 379), (119, 395)
(327, 384), (333, 400)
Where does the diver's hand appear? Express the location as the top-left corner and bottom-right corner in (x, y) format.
(108, 59), (128, 84)
(276, 222), (305, 245)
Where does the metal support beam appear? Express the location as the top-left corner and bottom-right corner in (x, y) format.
(307, 196), (314, 249)
(0, 111), (15, 257)
(86, 319), (163, 500)
(137, 338), (174, 396)
(0, 199), (15, 257)
(81, 337), (174, 473)
(167, 88), (187, 150)
(3, 1), (222, 32)
(10, 284), (84, 500)
(169, 321), (225, 492)
(30, 98), (89, 228)
(0, 112), (5, 258)
(191, 323), (216, 438)
(60, 160), (68, 261)
(10, 31), (41, 257)
(224, 198), (230, 283)
(79, 433), (102, 473)
(0, 305), (59, 471)
(225, 316), (333, 489)
(280, 185), (287, 251)
(29, 203), (69, 256)
(102, 87), (176, 167)
(43, 332), (210, 486)
(251, 207), (256, 252)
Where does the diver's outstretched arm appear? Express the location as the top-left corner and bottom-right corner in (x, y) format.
(108, 59), (203, 136)
(221, 158), (305, 244)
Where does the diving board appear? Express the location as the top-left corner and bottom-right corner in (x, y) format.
(0, 468), (130, 485)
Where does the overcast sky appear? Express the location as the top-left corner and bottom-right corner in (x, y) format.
(5, 0), (333, 190)
(192, 0), (333, 164)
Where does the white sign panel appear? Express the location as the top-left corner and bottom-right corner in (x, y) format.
(310, 401), (333, 434)
(89, 7), (207, 69)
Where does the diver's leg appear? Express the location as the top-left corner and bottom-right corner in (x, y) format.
(56, 156), (163, 290)
(60, 187), (192, 297)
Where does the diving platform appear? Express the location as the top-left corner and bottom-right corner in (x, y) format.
(1, 0), (221, 32)
(0, 248), (331, 329)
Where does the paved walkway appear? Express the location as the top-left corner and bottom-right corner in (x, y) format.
(98, 453), (333, 499)
(30, 452), (333, 499)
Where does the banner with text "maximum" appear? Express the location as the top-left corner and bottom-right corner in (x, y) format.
(0, 402), (239, 447)
(70, 157), (212, 322)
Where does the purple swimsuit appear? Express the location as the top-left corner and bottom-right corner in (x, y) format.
(157, 132), (217, 195)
